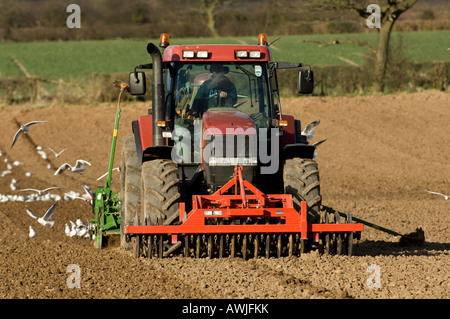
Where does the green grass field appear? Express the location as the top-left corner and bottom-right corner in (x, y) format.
(0, 30), (448, 82)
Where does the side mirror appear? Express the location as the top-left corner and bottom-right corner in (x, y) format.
(298, 69), (314, 94)
(129, 71), (146, 95)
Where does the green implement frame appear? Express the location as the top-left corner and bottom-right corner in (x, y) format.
(90, 82), (128, 249)
(321, 205), (424, 244)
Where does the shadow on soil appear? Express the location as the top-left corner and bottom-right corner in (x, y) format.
(354, 240), (450, 257)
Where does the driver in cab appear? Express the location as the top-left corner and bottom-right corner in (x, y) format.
(189, 64), (237, 117)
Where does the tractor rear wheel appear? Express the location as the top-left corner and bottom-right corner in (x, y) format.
(283, 158), (321, 224)
(141, 159), (180, 227)
(120, 135), (141, 250)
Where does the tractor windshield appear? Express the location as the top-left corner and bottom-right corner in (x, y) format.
(173, 62), (272, 129)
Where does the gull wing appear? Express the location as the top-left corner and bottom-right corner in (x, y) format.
(47, 147), (57, 156)
(42, 201), (58, 221)
(96, 171), (108, 181)
(426, 190), (445, 196)
(24, 121), (47, 126)
(19, 188), (39, 193)
(82, 184), (93, 198)
(75, 159), (91, 168)
(10, 128), (24, 149)
(301, 120), (320, 137)
(425, 190), (449, 198)
(54, 163), (72, 175)
(26, 209), (38, 220)
(42, 187), (62, 193)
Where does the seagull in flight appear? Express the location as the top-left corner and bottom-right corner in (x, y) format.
(64, 189), (93, 206)
(82, 184), (93, 201)
(26, 201), (58, 228)
(47, 147), (67, 158)
(19, 187), (62, 196)
(54, 160), (91, 175)
(10, 121), (47, 149)
(301, 120), (320, 142)
(426, 190), (450, 200)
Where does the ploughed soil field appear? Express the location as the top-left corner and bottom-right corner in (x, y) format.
(0, 90), (449, 300)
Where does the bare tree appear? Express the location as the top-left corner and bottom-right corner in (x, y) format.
(290, 0), (418, 92)
(346, 0), (418, 92)
(200, 0), (221, 37)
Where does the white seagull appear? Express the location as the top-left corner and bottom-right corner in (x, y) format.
(76, 218), (87, 228)
(68, 221), (77, 237)
(10, 121), (47, 149)
(29, 226), (36, 238)
(82, 184), (93, 199)
(65, 223), (71, 236)
(19, 187), (62, 196)
(54, 160), (91, 176)
(64, 194), (93, 206)
(26, 201), (58, 228)
(47, 147), (67, 158)
(425, 190), (450, 200)
(301, 120), (320, 142)
(76, 226), (87, 237)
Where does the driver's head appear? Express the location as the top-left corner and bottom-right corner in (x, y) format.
(210, 64), (229, 74)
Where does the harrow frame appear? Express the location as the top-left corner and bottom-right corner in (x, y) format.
(124, 166), (363, 257)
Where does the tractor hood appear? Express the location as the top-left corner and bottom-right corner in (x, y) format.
(201, 109), (258, 187)
(201, 109), (256, 135)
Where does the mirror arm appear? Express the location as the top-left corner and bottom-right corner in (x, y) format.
(302, 64), (312, 80)
(133, 63), (153, 82)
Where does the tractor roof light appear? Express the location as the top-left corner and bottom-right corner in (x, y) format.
(258, 33), (268, 46)
(236, 50), (261, 59)
(196, 50), (209, 58)
(236, 50), (248, 58)
(182, 50), (195, 59)
(249, 51), (261, 58)
(182, 50), (209, 59)
(159, 33), (170, 48)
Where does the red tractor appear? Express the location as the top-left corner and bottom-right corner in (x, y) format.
(120, 33), (361, 258)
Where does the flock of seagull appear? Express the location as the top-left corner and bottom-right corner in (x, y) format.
(3, 120), (117, 239)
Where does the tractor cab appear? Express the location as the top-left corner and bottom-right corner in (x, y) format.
(128, 33), (314, 193)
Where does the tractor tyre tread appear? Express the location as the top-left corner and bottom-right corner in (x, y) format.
(141, 159), (180, 226)
(120, 135), (141, 250)
(283, 158), (321, 223)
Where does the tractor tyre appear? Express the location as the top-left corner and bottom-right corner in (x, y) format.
(283, 158), (321, 224)
(119, 135), (141, 250)
(141, 159), (180, 227)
